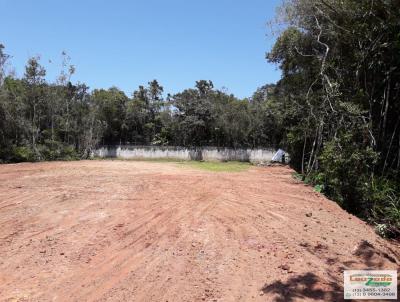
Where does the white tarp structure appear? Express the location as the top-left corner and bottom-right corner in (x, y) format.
(271, 149), (286, 163)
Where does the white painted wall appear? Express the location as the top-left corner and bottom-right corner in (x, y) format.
(93, 146), (280, 163)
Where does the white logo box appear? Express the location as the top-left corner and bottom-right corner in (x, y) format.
(344, 270), (397, 300)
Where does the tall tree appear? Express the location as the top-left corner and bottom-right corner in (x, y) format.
(268, 0), (400, 236)
(23, 56), (46, 156)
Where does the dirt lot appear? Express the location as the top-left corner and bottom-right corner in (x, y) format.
(0, 160), (398, 302)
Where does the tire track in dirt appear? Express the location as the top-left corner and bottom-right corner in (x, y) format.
(0, 161), (398, 302)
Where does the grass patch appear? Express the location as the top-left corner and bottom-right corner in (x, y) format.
(93, 157), (251, 172)
(180, 161), (251, 172)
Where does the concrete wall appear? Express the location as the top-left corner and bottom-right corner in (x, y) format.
(93, 145), (278, 163)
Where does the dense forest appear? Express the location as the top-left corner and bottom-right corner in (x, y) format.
(268, 0), (400, 238)
(0, 0), (399, 238)
(0, 49), (283, 159)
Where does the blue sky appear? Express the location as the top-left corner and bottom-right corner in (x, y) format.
(0, 0), (281, 98)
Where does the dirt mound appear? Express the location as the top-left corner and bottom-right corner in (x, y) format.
(0, 160), (398, 301)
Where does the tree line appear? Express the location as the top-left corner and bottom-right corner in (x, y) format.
(267, 0), (399, 237)
(0, 47), (283, 163)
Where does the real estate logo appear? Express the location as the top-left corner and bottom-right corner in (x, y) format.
(344, 270), (397, 300)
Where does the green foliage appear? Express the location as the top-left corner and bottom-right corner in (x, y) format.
(269, 0), (400, 238)
(313, 184), (324, 193)
(369, 179), (400, 238)
(181, 161), (251, 172)
(0, 51), (102, 162)
(39, 140), (79, 161)
(318, 132), (378, 210)
(0, 45), (283, 166)
(12, 146), (36, 162)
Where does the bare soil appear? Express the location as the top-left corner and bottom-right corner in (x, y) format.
(0, 160), (398, 302)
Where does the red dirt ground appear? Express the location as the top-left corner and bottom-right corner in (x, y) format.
(0, 160), (398, 302)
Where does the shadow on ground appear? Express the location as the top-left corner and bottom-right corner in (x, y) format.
(261, 240), (399, 302)
(261, 272), (342, 302)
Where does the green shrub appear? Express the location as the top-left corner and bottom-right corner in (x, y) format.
(369, 179), (400, 238)
(12, 146), (36, 162)
(38, 141), (79, 161)
(303, 132), (400, 238)
(317, 132), (378, 214)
